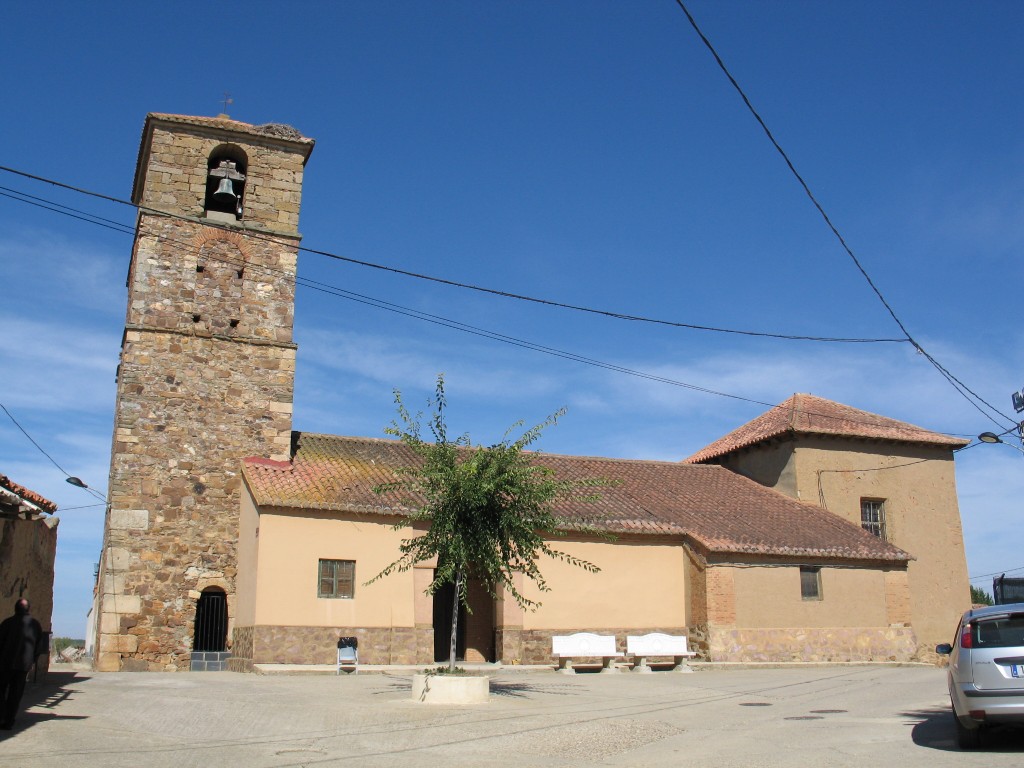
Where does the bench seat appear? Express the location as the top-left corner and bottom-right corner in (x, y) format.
(551, 632), (622, 674)
(626, 633), (696, 673)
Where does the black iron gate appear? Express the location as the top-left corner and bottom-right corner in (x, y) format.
(194, 588), (227, 652)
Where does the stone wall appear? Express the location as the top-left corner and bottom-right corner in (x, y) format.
(231, 625), (433, 667)
(0, 517), (57, 640)
(707, 625), (918, 662)
(96, 115), (310, 672)
(138, 119), (311, 235)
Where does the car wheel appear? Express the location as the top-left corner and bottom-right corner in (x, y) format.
(955, 715), (981, 750)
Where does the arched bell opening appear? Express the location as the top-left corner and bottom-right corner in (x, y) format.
(204, 145), (247, 219)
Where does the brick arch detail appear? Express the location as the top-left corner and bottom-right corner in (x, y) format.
(192, 229), (251, 260)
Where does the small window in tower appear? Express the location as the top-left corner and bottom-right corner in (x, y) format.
(204, 145), (247, 220)
(860, 499), (886, 539)
(800, 566), (822, 600)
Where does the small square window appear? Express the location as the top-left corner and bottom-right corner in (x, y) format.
(800, 566), (822, 600)
(318, 559), (355, 599)
(861, 499), (886, 539)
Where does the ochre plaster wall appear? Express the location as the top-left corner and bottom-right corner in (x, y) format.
(718, 443), (798, 497)
(235, 483), (260, 627)
(519, 538), (687, 631)
(251, 510), (417, 628)
(697, 562), (916, 662)
(790, 439), (969, 652)
(730, 565), (888, 627)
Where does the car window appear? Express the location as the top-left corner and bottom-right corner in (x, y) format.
(972, 615), (1024, 648)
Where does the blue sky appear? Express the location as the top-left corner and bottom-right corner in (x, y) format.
(1, 1), (1022, 637)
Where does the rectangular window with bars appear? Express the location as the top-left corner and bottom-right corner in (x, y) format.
(860, 499), (886, 539)
(318, 559), (355, 599)
(800, 566), (822, 600)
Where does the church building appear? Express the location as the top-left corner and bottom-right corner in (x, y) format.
(94, 114), (970, 672)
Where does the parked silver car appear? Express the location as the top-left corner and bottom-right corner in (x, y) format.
(936, 602), (1024, 748)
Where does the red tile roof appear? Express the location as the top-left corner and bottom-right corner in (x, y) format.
(0, 474), (57, 514)
(242, 433), (910, 564)
(686, 393), (968, 464)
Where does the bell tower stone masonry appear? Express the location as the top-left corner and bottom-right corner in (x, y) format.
(96, 114), (314, 671)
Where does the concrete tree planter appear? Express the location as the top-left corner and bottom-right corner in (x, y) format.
(411, 673), (490, 704)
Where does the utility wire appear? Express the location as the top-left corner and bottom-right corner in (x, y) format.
(0, 190), (978, 496)
(0, 186), (979, 441)
(970, 564), (1024, 581)
(0, 402), (107, 503)
(0, 185), (135, 235)
(0, 171), (986, 440)
(0, 165), (906, 344)
(673, 1), (1015, 430)
(124, 217), (978, 442)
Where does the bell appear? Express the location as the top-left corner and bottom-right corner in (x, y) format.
(212, 177), (237, 205)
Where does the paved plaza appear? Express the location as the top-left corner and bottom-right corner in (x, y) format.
(1, 664), (1022, 767)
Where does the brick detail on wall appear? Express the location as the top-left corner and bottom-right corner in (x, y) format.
(706, 566), (737, 625)
(884, 569), (912, 626)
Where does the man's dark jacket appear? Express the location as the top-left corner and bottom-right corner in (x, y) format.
(0, 613), (43, 671)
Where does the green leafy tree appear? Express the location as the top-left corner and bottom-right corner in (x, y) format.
(970, 585), (993, 606)
(369, 375), (606, 671)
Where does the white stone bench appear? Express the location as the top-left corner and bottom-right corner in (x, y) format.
(552, 632), (623, 674)
(627, 633), (697, 673)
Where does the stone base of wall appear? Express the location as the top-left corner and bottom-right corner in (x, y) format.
(707, 625), (918, 662)
(227, 656), (255, 673)
(231, 625), (434, 667)
(501, 627), (691, 666)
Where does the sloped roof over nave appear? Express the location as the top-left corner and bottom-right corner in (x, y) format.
(243, 432), (911, 564)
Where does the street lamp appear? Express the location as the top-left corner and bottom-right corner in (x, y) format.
(65, 476), (88, 488)
(977, 428), (1024, 455)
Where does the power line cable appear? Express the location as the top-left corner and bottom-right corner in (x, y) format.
(0, 185), (136, 233)
(127, 219), (978, 442)
(0, 189), (135, 236)
(0, 165), (906, 344)
(0, 402), (107, 503)
(0, 193), (977, 494)
(0, 171), (985, 439)
(672, 1), (1015, 430)
(970, 564), (1024, 581)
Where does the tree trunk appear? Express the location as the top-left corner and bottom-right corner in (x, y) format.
(449, 567), (462, 672)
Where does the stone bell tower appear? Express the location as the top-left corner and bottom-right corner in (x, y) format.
(95, 113), (314, 671)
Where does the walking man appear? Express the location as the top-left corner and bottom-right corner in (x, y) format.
(0, 598), (43, 729)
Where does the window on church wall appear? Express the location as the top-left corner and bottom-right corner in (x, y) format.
(204, 145), (247, 219)
(318, 559), (355, 599)
(860, 499), (886, 539)
(800, 566), (822, 600)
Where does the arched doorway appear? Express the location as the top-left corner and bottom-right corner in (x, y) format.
(191, 587), (230, 671)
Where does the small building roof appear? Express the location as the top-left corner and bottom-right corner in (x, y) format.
(0, 473), (57, 517)
(242, 432), (911, 564)
(686, 393), (968, 464)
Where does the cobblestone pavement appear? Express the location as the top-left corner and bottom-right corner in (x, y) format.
(0, 665), (1022, 767)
